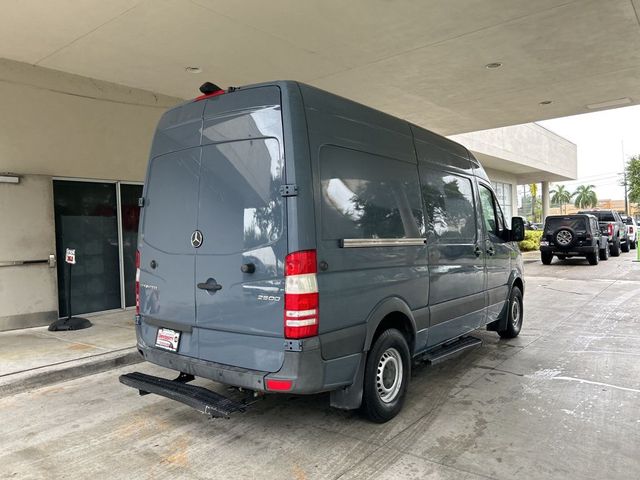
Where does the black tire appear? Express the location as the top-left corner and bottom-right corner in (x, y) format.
(541, 252), (553, 265)
(631, 240), (637, 250)
(611, 239), (621, 257)
(361, 329), (411, 423)
(557, 255), (567, 261)
(621, 239), (630, 253)
(599, 241), (610, 261)
(587, 250), (599, 265)
(498, 286), (523, 339)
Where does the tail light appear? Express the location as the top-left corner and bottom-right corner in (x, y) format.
(284, 250), (318, 339)
(630, 227), (634, 234)
(135, 250), (140, 315)
(607, 223), (614, 237)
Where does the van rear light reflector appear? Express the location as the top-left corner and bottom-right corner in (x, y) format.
(135, 250), (140, 315)
(284, 250), (318, 339)
(265, 379), (293, 391)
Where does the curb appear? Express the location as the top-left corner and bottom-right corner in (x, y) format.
(0, 347), (143, 398)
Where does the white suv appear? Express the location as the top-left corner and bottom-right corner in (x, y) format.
(622, 215), (637, 250)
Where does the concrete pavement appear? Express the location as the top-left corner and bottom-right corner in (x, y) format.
(1, 254), (639, 479)
(0, 311), (140, 397)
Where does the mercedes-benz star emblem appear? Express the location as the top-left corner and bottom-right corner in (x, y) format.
(191, 230), (203, 248)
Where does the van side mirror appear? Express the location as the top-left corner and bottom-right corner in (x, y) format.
(510, 217), (525, 242)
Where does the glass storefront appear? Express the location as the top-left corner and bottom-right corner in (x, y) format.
(53, 180), (142, 316)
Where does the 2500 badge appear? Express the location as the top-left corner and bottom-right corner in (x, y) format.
(257, 294), (281, 302)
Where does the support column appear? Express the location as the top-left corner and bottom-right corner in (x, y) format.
(542, 181), (550, 221)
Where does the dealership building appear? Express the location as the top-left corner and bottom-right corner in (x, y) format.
(0, 59), (576, 331)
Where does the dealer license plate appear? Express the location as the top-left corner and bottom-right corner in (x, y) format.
(155, 328), (181, 352)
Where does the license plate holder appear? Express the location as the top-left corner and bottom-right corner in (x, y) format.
(155, 327), (181, 352)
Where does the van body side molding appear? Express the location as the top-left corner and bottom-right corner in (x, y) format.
(340, 238), (426, 248)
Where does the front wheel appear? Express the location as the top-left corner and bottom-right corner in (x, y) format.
(361, 329), (410, 423)
(621, 239), (630, 253)
(611, 239), (621, 256)
(498, 286), (523, 339)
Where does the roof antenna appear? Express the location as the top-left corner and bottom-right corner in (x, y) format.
(199, 82), (223, 95)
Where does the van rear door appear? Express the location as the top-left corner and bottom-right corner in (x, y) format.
(195, 88), (286, 372)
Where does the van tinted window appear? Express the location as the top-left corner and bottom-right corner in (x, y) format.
(420, 169), (476, 243)
(319, 146), (424, 240)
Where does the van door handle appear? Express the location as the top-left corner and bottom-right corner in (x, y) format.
(486, 246), (495, 256)
(197, 278), (222, 292)
(474, 245), (482, 257)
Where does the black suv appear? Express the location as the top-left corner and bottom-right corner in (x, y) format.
(540, 214), (608, 265)
(578, 209), (629, 255)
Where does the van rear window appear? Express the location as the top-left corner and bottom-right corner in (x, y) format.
(319, 146), (424, 240)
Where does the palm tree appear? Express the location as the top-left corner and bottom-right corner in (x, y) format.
(572, 184), (598, 209)
(550, 184), (572, 214)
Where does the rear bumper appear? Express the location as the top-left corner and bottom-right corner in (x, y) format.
(540, 245), (596, 255)
(136, 334), (361, 395)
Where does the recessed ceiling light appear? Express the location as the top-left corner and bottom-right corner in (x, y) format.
(539, 100), (553, 105)
(586, 97), (632, 110)
(185, 67), (202, 74)
(485, 62), (502, 69)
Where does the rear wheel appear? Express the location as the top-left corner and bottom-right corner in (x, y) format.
(622, 239), (630, 253)
(361, 329), (410, 423)
(498, 286), (523, 339)
(587, 250), (599, 265)
(541, 252), (553, 265)
(611, 239), (621, 257)
(599, 241), (610, 260)
(631, 240), (637, 250)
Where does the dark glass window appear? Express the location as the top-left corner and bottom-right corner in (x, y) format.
(120, 184), (143, 307)
(479, 184), (499, 237)
(319, 146), (424, 240)
(53, 181), (121, 316)
(420, 169), (476, 244)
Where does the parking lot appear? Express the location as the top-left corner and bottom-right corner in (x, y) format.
(2, 253), (639, 480)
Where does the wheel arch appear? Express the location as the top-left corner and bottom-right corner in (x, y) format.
(363, 297), (417, 355)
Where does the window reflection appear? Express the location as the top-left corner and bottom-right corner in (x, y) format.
(320, 146), (424, 240)
(420, 170), (476, 244)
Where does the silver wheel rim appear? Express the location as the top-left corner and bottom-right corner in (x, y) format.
(376, 347), (403, 403)
(556, 230), (572, 246)
(511, 298), (521, 327)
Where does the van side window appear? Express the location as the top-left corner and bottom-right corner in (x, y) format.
(419, 168), (476, 244)
(319, 146), (424, 240)
(479, 184), (502, 236)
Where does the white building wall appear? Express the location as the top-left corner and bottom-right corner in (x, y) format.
(0, 61), (180, 329)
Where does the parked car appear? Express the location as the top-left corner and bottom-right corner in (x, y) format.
(120, 81), (526, 423)
(524, 220), (539, 230)
(577, 209), (629, 255)
(621, 215), (637, 250)
(540, 214), (608, 265)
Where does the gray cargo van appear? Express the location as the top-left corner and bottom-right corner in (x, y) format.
(121, 81), (525, 423)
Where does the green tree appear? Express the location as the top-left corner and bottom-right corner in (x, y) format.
(572, 184), (598, 209)
(550, 184), (572, 214)
(625, 154), (640, 207)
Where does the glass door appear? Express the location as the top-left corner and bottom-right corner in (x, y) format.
(119, 184), (143, 307)
(53, 180), (121, 316)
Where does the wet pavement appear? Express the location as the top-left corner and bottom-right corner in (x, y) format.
(1, 253), (639, 479)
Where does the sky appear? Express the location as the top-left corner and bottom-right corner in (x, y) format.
(538, 104), (640, 201)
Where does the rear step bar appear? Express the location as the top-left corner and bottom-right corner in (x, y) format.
(420, 336), (482, 365)
(119, 372), (249, 418)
